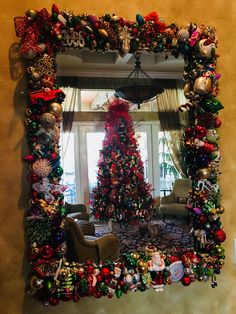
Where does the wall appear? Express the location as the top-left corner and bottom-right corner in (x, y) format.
(0, 0), (236, 313)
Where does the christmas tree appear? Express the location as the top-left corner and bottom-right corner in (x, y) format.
(91, 98), (154, 226)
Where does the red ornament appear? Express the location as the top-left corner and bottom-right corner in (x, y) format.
(40, 244), (53, 259)
(87, 264), (94, 274)
(50, 152), (58, 160)
(107, 292), (113, 298)
(100, 267), (110, 278)
(198, 215), (208, 225)
(52, 4), (60, 14)
(184, 127), (193, 139)
(96, 275), (103, 282)
(24, 154), (35, 162)
(181, 276), (191, 286)
(27, 172), (40, 183)
(202, 142), (215, 154)
(213, 229), (226, 243)
(73, 295), (79, 302)
(194, 125), (207, 139)
(48, 296), (60, 306)
(214, 117), (222, 128)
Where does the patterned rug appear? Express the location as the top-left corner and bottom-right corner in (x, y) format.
(94, 216), (194, 255)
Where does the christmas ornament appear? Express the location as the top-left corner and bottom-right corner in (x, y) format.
(50, 102), (62, 117)
(32, 159), (52, 177)
(193, 76), (212, 95)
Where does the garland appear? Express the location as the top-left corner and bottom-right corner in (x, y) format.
(14, 4), (225, 306)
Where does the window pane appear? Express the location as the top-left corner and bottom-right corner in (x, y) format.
(135, 132), (148, 180)
(159, 132), (180, 196)
(60, 133), (77, 203)
(86, 132), (105, 193)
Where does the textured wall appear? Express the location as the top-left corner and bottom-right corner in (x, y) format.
(0, 0), (236, 313)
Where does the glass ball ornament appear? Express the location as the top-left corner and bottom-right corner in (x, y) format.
(213, 229), (226, 243)
(29, 275), (43, 290)
(181, 276), (191, 286)
(54, 166), (63, 177)
(196, 167), (210, 179)
(50, 102), (62, 117)
(195, 153), (209, 167)
(40, 113), (56, 128)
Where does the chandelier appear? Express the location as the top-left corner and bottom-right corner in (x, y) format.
(114, 52), (164, 109)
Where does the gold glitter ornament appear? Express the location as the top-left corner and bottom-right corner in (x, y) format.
(40, 113), (57, 128)
(32, 159), (52, 177)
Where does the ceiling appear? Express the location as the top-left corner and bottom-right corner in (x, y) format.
(56, 50), (184, 79)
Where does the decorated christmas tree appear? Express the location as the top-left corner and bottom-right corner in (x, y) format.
(91, 98), (154, 226)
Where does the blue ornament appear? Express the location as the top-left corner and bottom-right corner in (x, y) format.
(136, 14), (144, 26)
(195, 153), (209, 167)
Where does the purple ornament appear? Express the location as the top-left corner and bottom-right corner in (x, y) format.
(192, 207), (202, 216)
(195, 153), (209, 167)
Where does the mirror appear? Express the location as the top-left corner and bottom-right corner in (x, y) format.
(14, 5), (225, 305)
(56, 49), (194, 257)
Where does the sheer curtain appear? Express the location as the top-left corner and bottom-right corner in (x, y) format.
(156, 84), (188, 178)
(61, 86), (80, 158)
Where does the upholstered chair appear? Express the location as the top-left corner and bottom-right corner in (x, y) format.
(65, 202), (90, 221)
(159, 178), (192, 217)
(64, 217), (120, 264)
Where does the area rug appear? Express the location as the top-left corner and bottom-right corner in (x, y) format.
(94, 216), (194, 255)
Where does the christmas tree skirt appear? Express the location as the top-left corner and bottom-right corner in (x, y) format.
(94, 217), (194, 255)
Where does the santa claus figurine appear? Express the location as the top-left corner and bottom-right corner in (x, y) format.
(146, 244), (165, 292)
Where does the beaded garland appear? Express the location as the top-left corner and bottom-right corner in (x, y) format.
(14, 4), (225, 305)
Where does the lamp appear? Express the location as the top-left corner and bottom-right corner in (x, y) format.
(114, 52), (164, 109)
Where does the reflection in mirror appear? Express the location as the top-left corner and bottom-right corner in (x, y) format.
(57, 50), (194, 258)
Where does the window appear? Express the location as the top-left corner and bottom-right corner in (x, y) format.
(159, 132), (180, 196)
(60, 121), (160, 205)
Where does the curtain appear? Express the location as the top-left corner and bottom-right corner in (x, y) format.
(156, 85), (188, 178)
(60, 86), (80, 158)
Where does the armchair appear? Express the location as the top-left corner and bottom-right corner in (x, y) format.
(159, 178), (192, 217)
(64, 217), (120, 264)
(65, 202), (89, 221)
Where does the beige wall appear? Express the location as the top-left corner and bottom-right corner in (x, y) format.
(0, 0), (236, 313)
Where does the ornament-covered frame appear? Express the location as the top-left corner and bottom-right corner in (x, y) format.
(14, 5), (226, 305)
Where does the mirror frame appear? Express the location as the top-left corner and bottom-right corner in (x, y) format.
(14, 5), (226, 305)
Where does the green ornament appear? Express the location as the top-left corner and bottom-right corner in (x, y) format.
(45, 279), (53, 290)
(115, 289), (123, 298)
(54, 166), (63, 177)
(51, 12), (58, 21)
(28, 121), (39, 132)
(138, 284), (146, 292)
(200, 98), (224, 114)
(59, 206), (67, 216)
(38, 192), (45, 199)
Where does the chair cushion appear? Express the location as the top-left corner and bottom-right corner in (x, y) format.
(75, 219), (95, 236)
(65, 202), (87, 214)
(177, 197), (188, 204)
(68, 212), (89, 221)
(159, 203), (188, 216)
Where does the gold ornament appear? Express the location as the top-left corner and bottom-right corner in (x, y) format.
(196, 168), (210, 179)
(137, 260), (148, 274)
(193, 76), (212, 95)
(177, 28), (189, 43)
(131, 252), (140, 260)
(32, 159), (52, 177)
(183, 83), (191, 96)
(119, 26), (131, 55)
(50, 102), (62, 117)
(32, 54), (56, 77)
(98, 29), (108, 38)
(40, 113), (57, 128)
